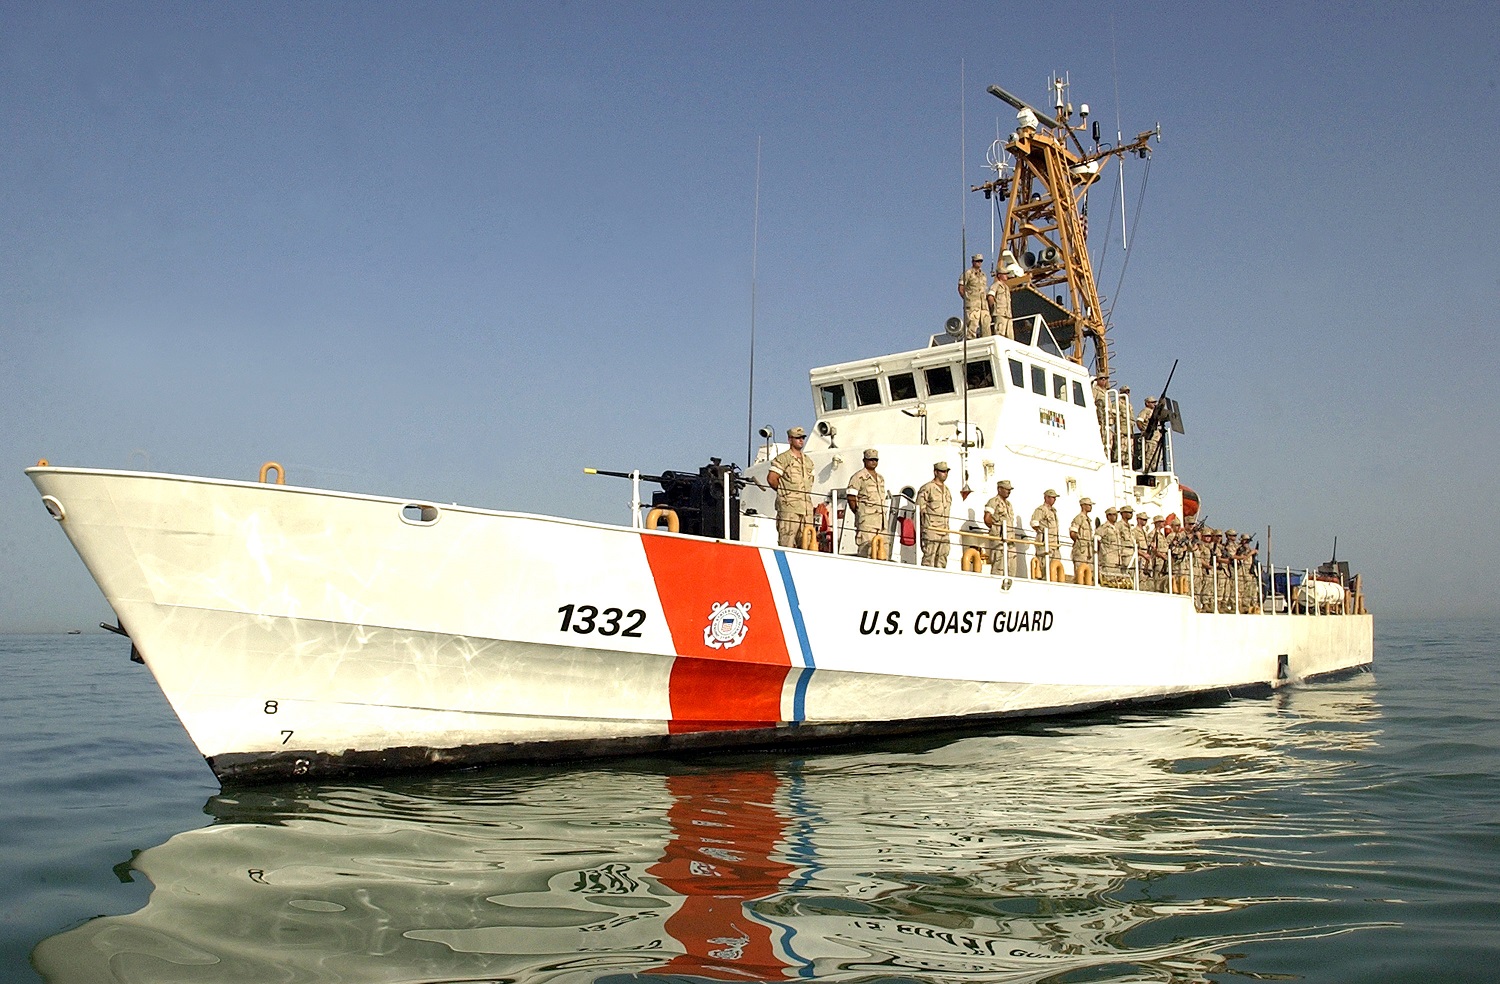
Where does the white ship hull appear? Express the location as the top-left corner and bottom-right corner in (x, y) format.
(28, 466), (1372, 783)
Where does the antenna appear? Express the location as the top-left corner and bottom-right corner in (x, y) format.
(984, 133), (1008, 259)
(745, 137), (761, 466)
(1112, 21), (1128, 250)
(960, 60), (967, 267)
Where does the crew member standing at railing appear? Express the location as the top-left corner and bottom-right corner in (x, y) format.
(1030, 489), (1060, 581)
(1137, 397), (1163, 470)
(845, 449), (888, 559)
(987, 265), (1013, 339)
(1099, 506), (1123, 585)
(1117, 505), (1138, 582)
(1218, 529), (1238, 612)
(958, 254), (990, 338)
(1116, 387), (1135, 469)
(1069, 498), (1096, 585)
(1193, 527), (1216, 612)
(768, 426), (815, 549)
(984, 479), (1017, 575)
(1148, 515), (1170, 592)
(1167, 518), (1192, 595)
(1236, 533), (1259, 613)
(916, 462), (954, 568)
(1133, 511), (1153, 590)
(1093, 376), (1113, 460)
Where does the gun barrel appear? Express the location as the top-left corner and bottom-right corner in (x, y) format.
(584, 468), (668, 484)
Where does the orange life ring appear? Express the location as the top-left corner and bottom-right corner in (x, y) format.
(645, 507), (680, 533)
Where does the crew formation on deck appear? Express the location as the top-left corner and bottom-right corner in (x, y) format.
(765, 426), (1283, 614)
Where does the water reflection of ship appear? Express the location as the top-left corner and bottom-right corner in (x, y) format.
(34, 684), (1386, 983)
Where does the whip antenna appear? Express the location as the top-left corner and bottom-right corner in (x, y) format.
(745, 137), (761, 466)
(960, 60), (967, 266)
(1113, 31), (1128, 251)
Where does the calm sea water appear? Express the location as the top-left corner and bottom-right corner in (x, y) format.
(2, 617), (1496, 983)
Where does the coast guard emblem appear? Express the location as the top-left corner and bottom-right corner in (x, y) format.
(704, 601), (752, 649)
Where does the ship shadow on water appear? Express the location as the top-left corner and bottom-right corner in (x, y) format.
(33, 681), (1394, 984)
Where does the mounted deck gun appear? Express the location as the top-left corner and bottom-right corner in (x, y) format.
(1140, 359), (1186, 475)
(973, 76), (1159, 378)
(586, 459), (743, 540)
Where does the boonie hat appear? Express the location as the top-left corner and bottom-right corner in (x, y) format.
(1105, 506), (1119, 516)
(1079, 497), (1093, 506)
(1043, 488), (1058, 497)
(1120, 505), (1134, 514)
(934, 461), (950, 471)
(996, 479), (1013, 490)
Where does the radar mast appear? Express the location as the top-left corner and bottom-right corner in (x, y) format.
(975, 76), (1157, 378)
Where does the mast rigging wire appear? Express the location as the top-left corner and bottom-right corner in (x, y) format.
(1105, 153), (1152, 323)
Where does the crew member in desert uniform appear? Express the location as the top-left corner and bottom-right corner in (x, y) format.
(983, 479), (1017, 575)
(844, 449), (888, 559)
(916, 462), (954, 567)
(767, 426), (815, 548)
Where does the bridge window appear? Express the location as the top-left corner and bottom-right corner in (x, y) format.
(854, 377), (882, 406)
(966, 359), (995, 390)
(1008, 359), (1025, 388)
(820, 383), (849, 412)
(1072, 380), (1086, 407)
(925, 366), (956, 396)
(889, 372), (918, 402)
(1030, 365), (1046, 395)
(1053, 374), (1067, 401)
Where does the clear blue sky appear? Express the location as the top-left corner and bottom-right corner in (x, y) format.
(4, 1), (1496, 631)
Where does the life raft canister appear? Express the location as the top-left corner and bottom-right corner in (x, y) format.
(1180, 484), (1200, 518)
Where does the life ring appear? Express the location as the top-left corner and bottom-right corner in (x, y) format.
(259, 461), (285, 485)
(645, 507), (680, 533)
(962, 547), (985, 572)
(798, 523), (817, 550)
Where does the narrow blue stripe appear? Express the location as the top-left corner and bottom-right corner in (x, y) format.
(774, 551), (815, 722)
(760, 763), (818, 976)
